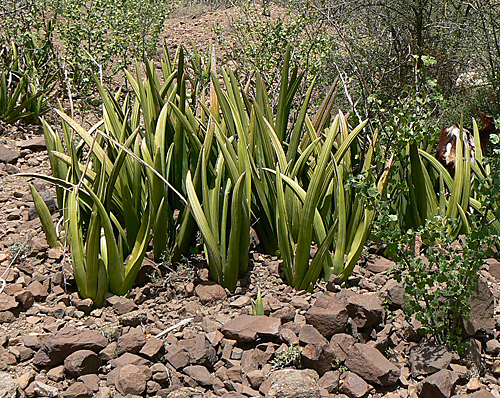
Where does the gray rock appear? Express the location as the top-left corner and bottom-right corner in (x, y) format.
(18, 137), (46, 151)
(418, 369), (459, 398)
(486, 339), (500, 355)
(409, 343), (452, 377)
(33, 381), (59, 398)
(165, 387), (205, 398)
(0, 371), (18, 398)
(345, 343), (400, 386)
(33, 327), (108, 367)
(64, 350), (102, 376)
(28, 191), (58, 220)
(47, 365), (65, 382)
(339, 371), (371, 398)
(183, 365), (214, 386)
(105, 295), (138, 316)
(118, 310), (147, 327)
(266, 369), (320, 398)
(221, 315), (281, 342)
(139, 337), (164, 358)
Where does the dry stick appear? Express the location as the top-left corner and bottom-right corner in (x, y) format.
(156, 317), (193, 338)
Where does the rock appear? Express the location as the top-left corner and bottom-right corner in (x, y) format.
(178, 335), (217, 368)
(111, 352), (150, 368)
(382, 280), (405, 308)
(195, 283), (227, 304)
(451, 391), (496, 398)
(347, 293), (384, 328)
(328, 333), (356, 363)
(47, 365), (65, 382)
(63, 382), (92, 398)
(492, 360), (500, 377)
(298, 325), (328, 347)
(230, 296), (252, 308)
(165, 346), (190, 370)
(77, 374), (100, 392)
(26, 281), (48, 300)
(165, 387), (205, 397)
(409, 344), (452, 377)
(318, 370), (340, 394)
(0, 145), (20, 164)
(467, 276), (495, 335)
(115, 364), (151, 395)
(64, 350), (102, 376)
(345, 343), (400, 386)
(221, 315), (281, 342)
(14, 290), (34, 310)
(306, 295), (348, 338)
(465, 338), (482, 369)
(105, 294), (138, 315)
(139, 337), (164, 358)
(418, 369), (459, 398)
(0, 294), (18, 312)
(16, 371), (34, 390)
(118, 310), (147, 327)
(0, 371), (18, 398)
(246, 369), (265, 389)
(266, 369), (320, 398)
(365, 256), (395, 273)
(339, 371), (371, 398)
(183, 365), (214, 386)
(33, 327), (108, 367)
(486, 339), (500, 355)
(33, 381), (59, 397)
(301, 343), (338, 376)
(18, 137), (46, 151)
(117, 328), (147, 354)
(0, 347), (17, 369)
(28, 192), (58, 220)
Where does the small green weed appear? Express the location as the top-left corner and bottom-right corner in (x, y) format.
(271, 345), (302, 369)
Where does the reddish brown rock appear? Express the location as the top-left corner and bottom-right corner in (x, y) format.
(221, 315), (281, 342)
(306, 296), (348, 339)
(345, 343), (400, 386)
(418, 369), (459, 398)
(139, 337), (164, 358)
(64, 350), (102, 377)
(0, 294), (18, 312)
(339, 371), (371, 398)
(33, 327), (108, 367)
(117, 328), (147, 354)
(409, 344), (452, 377)
(347, 293), (384, 328)
(62, 382), (92, 398)
(183, 365), (214, 386)
(195, 283), (227, 304)
(115, 364), (151, 395)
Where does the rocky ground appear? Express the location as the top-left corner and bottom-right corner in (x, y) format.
(2, 117), (500, 398)
(1, 7), (500, 397)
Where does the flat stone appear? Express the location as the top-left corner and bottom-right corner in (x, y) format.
(298, 325), (328, 347)
(33, 327), (108, 367)
(409, 343), (453, 377)
(47, 365), (65, 382)
(18, 137), (46, 151)
(139, 337), (164, 358)
(118, 310), (147, 327)
(105, 294), (138, 316)
(33, 381), (59, 397)
(382, 279), (405, 308)
(345, 343), (400, 386)
(111, 352), (150, 368)
(318, 370), (340, 394)
(221, 315), (281, 342)
(26, 281), (48, 300)
(452, 391), (496, 398)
